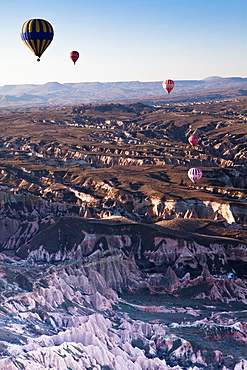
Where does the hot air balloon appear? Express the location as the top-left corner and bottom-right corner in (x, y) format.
(162, 79), (175, 94)
(20, 19), (54, 61)
(188, 135), (199, 146)
(70, 51), (79, 65)
(188, 168), (202, 184)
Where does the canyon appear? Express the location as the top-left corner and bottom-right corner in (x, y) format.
(0, 90), (246, 369)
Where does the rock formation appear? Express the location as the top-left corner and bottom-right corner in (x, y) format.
(0, 96), (246, 369)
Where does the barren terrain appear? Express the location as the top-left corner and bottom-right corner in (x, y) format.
(0, 89), (246, 369)
(0, 76), (246, 107)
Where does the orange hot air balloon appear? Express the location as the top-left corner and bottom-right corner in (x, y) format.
(162, 79), (175, 94)
(70, 51), (79, 64)
(188, 135), (199, 146)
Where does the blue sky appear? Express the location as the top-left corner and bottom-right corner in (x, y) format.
(0, 0), (246, 85)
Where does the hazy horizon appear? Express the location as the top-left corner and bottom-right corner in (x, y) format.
(0, 75), (246, 89)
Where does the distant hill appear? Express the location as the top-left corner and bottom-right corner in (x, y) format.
(0, 77), (246, 107)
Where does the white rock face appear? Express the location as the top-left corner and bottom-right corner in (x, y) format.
(0, 246), (246, 370)
(234, 359), (247, 370)
(0, 191), (246, 370)
(0, 312), (178, 370)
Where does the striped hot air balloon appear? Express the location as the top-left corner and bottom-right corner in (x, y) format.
(20, 19), (54, 61)
(188, 168), (202, 183)
(70, 51), (79, 65)
(162, 79), (175, 94)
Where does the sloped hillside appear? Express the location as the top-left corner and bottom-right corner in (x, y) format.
(0, 94), (246, 369)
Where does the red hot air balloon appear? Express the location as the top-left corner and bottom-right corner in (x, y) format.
(188, 168), (202, 184)
(188, 135), (199, 146)
(70, 51), (79, 64)
(162, 79), (175, 94)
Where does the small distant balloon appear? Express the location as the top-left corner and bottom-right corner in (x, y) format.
(20, 19), (54, 61)
(162, 79), (175, 94)
(188, 168), (202, 184)
(188, 135), (199, 146)
(70, 51), (79, 64)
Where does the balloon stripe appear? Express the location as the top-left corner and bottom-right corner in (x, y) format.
(36, 39), (40, 54)
(30, 39), (37, 55)
(22, 20), (28, 34)
(35, 19), (40, 32)
(47, 22), (52, 33)
(41, 20), (47, 32)
(28, 19), (33, 33)
(40, 39), (47, 55)
(40, 39), (47, 54)
(41, 39), (51, 55)
(24, 40), (34, 53)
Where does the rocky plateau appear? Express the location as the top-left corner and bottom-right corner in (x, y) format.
(0, 89), (246, 369)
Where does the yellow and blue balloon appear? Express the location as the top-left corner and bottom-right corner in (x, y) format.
(20, 19), (54, 61)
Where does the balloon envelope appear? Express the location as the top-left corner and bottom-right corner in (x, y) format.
(162, 79), (175, 94)
(70, 51), (79, 64)
(188, 135), (199, 146)
(20, 19), (54, 61)
(188, 168), (202, 183)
